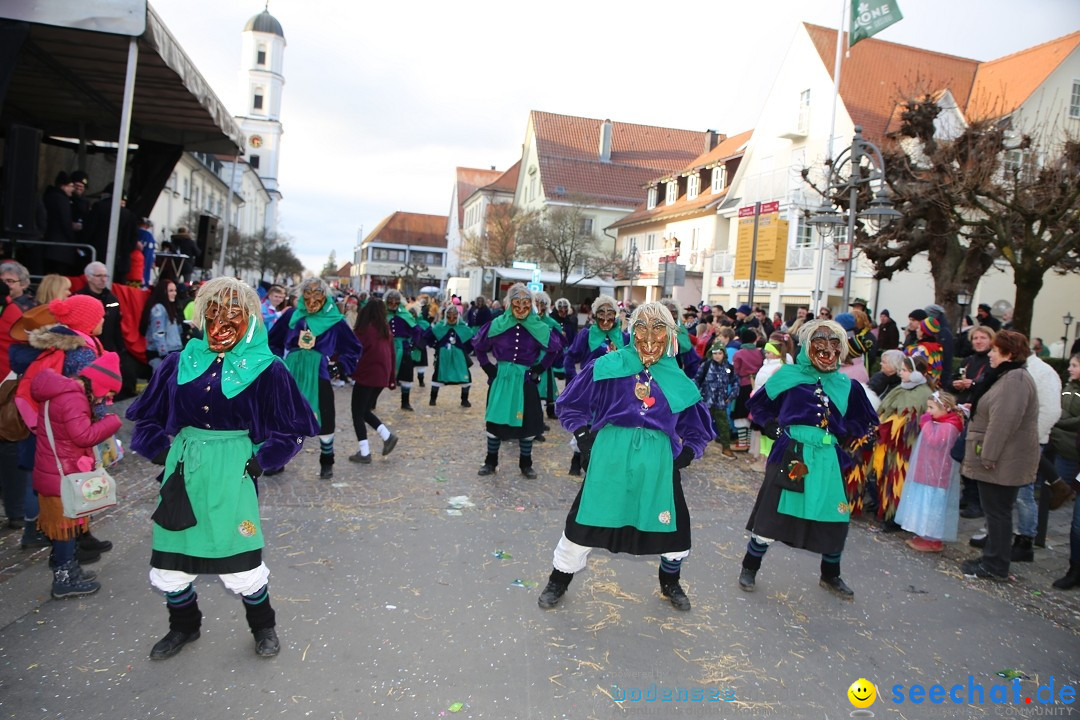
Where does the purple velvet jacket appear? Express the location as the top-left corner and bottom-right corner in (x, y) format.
(472, 320), (563, 370)
(126, 352), (319, 471)
(267, 308), (363, 380)
(557, 360), (714, 459)
(388, 314), (423, 352)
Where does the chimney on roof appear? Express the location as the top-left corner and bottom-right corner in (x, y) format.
(491, 165), (496, 170)
(599, 119), (613, 163)
(704, 129), (719, 153)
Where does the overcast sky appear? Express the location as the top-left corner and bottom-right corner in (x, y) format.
(150, 0), (1080, 275)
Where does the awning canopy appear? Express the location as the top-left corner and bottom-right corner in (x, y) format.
(493, 267), (615, 290)
(0, 5), (244, 154)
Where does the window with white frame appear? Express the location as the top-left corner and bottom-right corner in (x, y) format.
(182, 178), (189, 200)
(647, 187), (657, 210)
(690, 227), (700, 253)
(665, 180), (677, 205)
(579, 217), (594, 236)
(626, 236), (638, 258)
(1071, 80), (1080, 119)
(645, 233), (656, 251)
(797, 89), (811, 134)
(712, 165), (726, 193)
(795, 217), (815, 247)
(687, 174), (700, 200)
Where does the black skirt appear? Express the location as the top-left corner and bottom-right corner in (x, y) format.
(732, 384), (752, 419)
(564, 469), (691, 555)
(317, 378), (335, 435)
(151, 549), (262, 575)
(396, 355), (416, 383)
(485, 381), (544, 440)
(746, 459), (849, 555)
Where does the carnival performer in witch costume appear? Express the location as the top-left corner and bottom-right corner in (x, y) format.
(738, 319), (878, 599)
(268, 277), (362, 480)
(532, 291), (566, 425)
(126, 277), (320, 660)
(537, 302), (714, 612)
(423, 302), (475, 408)
(561, 295), (624, 475)
(472, 283), (564, 479)
(384, 289), (423, 411)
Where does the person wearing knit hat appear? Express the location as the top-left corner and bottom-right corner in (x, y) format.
(907, 316), (945, 384)
(920, 316), (941, 339)
(694, 333), (740, 459)
(49, 296), (104, 337)
(903, 309), (929, 350)
(78, 352), (122, 399)
(752, 342), (786, 468)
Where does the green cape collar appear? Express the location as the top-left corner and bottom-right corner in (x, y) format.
(764, 343), (850, 413)
(487, 311), (552, 347)
(178, 315), (277, 398)
(592, 345), (701, 413)
(289, 295), (345, 336)
(588, 323), (625, 352)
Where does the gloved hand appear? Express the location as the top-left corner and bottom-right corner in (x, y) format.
(245, 456), (263, 480)
(763, 420), (781, 441)
(674, 446), (694, 470)
(151, 448), (169, 466)
(574, 426), (595, 470)
(327, 361), (343, 381)
(482, 364), (497, 384)
(527, 365), (544, 385)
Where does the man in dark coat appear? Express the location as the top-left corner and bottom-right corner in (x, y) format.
(876, 310), (900, 351)
(42, 172), (77, 274)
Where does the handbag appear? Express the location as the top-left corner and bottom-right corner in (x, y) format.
(774, 438), (807, 493)
(0, 372), (30, 442)
(43, 400), (117, 519)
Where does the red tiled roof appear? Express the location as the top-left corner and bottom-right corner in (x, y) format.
(530, 110), (713, 209)
(336, 261), (353, 277)
(609, 130), (753, 230)
(365, 211), (448, 249)
(453, 167), (503, 226)
(804, 23), (980, 144)
(485, 160), (520, 194)
(967, 30), (1080, 120)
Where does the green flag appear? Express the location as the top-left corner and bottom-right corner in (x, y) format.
(849, 0), (903, 47)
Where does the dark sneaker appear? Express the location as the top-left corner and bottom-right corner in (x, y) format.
(78, 531), (113, 553)
(961, 559), (1009, 582)
(75, 546), (101, 565)
(477, 464), (497, 476)
(319, 466), (333, 480)
(254, 627), (280, 657)
(521, 466), (537, 479)
(21, 526), (50, 549)
(537, 580), (567, 609)
(51, 561), (101, 599)
(660, 582), (692, 611)
(382, 433), (399, 456)
(150, 629), (200, 660)
(738, 567), (757, 592)
(348, 452), (372, 464)
(819, 576), (855, 600)
(460, 399), (472, 408)
(969, 532), (987, 548)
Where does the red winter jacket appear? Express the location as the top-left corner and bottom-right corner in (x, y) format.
(352, 324), (397, 389)
(30, 368), (122, 498)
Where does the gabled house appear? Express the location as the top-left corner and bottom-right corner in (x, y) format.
(445, 166), (506, 278)
(608, 130), (752, 308)
(715, 22), (1080, 342)
(356, 211), (448, 295)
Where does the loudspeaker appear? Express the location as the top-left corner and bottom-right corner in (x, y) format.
(196, 214), (218, 270)
(2, 124), (42, 236)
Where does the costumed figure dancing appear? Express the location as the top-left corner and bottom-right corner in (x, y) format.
(268, 277), (362, 480)
(537, 302), (713, 611)
(561, 295), (624, 476)
(423, 302), (475, 407)
(384, 289), (423, 411)
(738, 320), (879, 599)
(126, 278), (320, 660)
(472, 283), (564, 479)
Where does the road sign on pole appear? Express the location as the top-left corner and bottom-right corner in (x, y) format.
(527, 282), (543, 293)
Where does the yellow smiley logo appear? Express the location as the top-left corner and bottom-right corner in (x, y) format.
(847, 678), (876, 709)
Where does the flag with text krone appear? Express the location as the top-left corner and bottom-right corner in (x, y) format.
(849, 0), (903, 47)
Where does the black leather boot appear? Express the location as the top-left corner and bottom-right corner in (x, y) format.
(77, 530), (113, 553)
(568, 452), (582, 477)
(401, 389), (414, 411)
(478, 453), (498, 476)
(1052, 563), (1080, 590)
(319, 453), (334, 480)
(428, 387), (439, 406)
(150, 590), (202, 660)
(1011, 535), (1035, 562)
(659, 568), (691, 611)
(739, 551), (762, 592)
(460, 388), (471, 407)
(537, 569), (573, 609)
(519, 455), (537, 479)
(244, 589), (279, 657)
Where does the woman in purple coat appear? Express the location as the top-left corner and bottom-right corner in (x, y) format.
(127, 278), (319, 660)
(472, 284), (563, 478)
(268, 277), (362, 479)
(538, 302), (713, 612)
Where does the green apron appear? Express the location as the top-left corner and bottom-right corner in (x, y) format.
(576, 425), (676, 532)
(152, 427), (264, 558)
(436, 342), (470, 384)
(776, 424), (850, 523)
(284, 348), (323, 424)
(485, 360), (528, 426)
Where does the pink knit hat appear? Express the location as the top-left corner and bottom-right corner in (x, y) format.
(49, 296), (105, 334)
(79, 352), (122, 397)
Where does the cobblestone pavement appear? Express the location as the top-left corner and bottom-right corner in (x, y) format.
(0, 366), (1077, 719)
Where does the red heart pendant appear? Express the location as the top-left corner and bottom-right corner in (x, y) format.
(643, 396), (656, 408)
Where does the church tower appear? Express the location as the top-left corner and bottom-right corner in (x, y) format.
(237, 7), (285, 233)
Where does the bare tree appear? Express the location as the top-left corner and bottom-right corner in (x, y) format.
(391, 258), (431, 297)
(517, 198), (608, 297)
(460, 202), (530, 270)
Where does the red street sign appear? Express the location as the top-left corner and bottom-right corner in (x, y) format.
(739, 201), (781, 217)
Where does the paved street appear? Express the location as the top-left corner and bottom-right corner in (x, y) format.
(0, 368), (1078, 720)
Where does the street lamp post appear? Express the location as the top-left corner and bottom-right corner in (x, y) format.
(1063, 312), (1074, 360)
(807, 126), (901, 309)
(956, 290), (971, 333)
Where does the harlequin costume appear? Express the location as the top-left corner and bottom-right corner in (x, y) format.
(906, 317), (944, 385)
(422, 304), (475, 407)
(537, 302), (714, 612)
(384, 290), (424, 411)
(872, 356), (933, 523)
(561, 295), (624, 476)
(472, 284), (564, 479)
(267, 278), (362, 479)
(739, 320), (879, 599)
(127, 278), (320, 660)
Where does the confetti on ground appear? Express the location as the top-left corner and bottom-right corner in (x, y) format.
(492, 550), (512, 559)
(511, 579), (538, 588)
(446, 509), (463, 516)
(447, 495), (475, 509)
(448, 702), (464, 712)
(996, 669), (1028, 680)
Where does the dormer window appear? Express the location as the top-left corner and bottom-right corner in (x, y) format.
(687, 174), (700, 200)
(712, 165), (727, 193)
(647, 187), (657, 210)
(665, 180), (677, 205)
